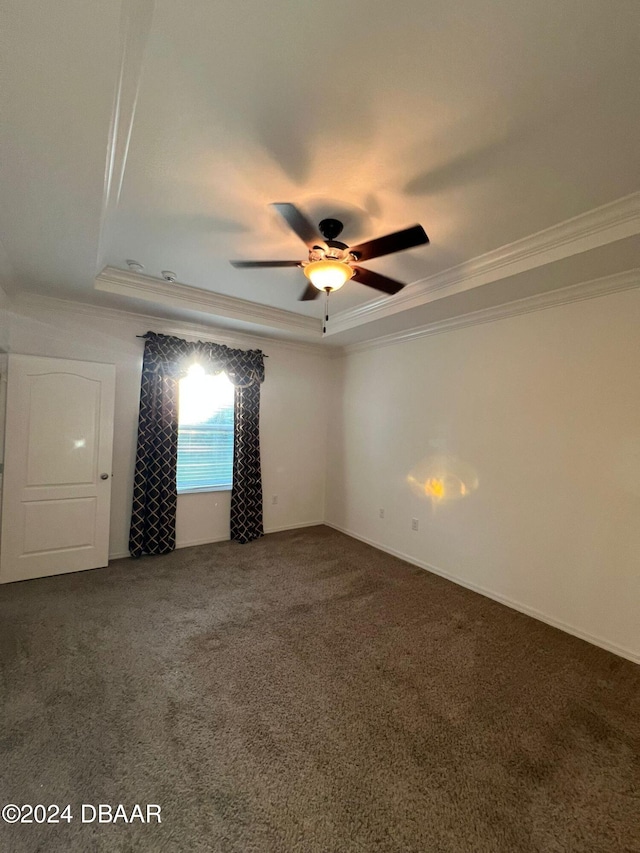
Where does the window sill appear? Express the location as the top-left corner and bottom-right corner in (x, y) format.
(177, 486), (232, 495)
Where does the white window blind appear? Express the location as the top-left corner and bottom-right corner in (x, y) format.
(176, 368), (234, 493)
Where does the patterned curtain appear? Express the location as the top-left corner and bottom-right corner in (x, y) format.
(231, 382), (263, 544)
(128, 353), (179, 557)
(129, 332), (265, 557)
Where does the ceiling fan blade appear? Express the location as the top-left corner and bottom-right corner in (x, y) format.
(350, 224), (429, 262)
(352, 266), (405, 295)
(272, 203), (323, 247)
(230, 260), (301, 268)
(299, 282), (320, 301)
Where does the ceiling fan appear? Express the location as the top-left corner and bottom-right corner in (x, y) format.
(230, 203), (429, 303)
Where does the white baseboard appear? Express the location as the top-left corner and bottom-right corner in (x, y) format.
(175, 535), (229, 549)
(108, 537), (228, 560)
(108, 520), (324, 561)
(325, 522), (640, 666)
(264, 520), (324, 534)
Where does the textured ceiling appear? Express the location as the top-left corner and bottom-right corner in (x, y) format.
(1, 0), (639, 343)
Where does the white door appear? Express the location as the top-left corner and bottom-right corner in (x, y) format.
(0, 355), (115, 583)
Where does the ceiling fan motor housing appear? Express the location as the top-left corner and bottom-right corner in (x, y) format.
(308, 244), (355, 263)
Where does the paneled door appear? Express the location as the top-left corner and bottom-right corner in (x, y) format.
(0, 355), (115, 583)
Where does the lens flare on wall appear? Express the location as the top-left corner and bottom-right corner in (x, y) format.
(407, 454), (478, 506)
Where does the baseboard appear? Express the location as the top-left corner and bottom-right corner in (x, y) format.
(325, 522), (640, 666)
(108, 521), (325, 561)
(175, 535), (230, 549)
(108, 538), (228, 560)
(264, 520), (324, 534)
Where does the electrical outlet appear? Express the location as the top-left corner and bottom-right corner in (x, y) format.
(271, 495), (278, 505)
(411, 517), (419, 531)
(379, 508), (385, 519)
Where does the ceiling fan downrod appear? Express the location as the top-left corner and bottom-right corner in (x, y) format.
(318, 218), (344, 242)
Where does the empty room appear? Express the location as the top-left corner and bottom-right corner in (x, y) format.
(1, 1), (639, 851)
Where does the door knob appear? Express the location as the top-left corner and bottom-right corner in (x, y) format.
(100, 473), (110, 480)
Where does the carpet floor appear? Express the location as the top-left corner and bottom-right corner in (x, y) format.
(0, 525), (638, 852)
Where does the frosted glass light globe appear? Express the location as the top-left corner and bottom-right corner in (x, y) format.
(303, 259), (354, 292)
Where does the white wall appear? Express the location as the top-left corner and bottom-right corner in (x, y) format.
(326, 287), (640, 663)
(0, 286), (9, 351)
(8, 297), (332, 558)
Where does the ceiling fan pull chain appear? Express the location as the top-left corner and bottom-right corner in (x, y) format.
(323, 288), (330, 335)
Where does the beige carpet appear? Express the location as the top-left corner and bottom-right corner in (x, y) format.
(0, 526), (638, 852)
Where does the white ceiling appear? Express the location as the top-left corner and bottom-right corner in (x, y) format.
(1, 0), (639, 345)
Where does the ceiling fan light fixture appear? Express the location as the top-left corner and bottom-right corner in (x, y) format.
(303, 259), (354, 292)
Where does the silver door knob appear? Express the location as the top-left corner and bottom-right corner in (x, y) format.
(100, 473), (109, 480)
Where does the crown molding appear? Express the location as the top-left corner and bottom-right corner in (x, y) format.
(327, 191), (640, 335)
(94, 266), (322, 337)
(341, 267), (640, 355)
(12, 292), (335, 356)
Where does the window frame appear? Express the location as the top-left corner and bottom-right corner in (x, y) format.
(176, 369), (235, 495)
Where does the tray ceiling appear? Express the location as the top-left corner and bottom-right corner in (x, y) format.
(1, 0), (639, 345)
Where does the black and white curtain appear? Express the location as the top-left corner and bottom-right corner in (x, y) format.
(129, 332), (265, 557)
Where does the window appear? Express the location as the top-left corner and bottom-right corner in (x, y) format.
(176, 365), (234, 493)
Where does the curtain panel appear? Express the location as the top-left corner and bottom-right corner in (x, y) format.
(129, 332), (265, 557)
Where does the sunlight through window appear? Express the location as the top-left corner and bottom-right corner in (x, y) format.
(177, 365), (235, 493)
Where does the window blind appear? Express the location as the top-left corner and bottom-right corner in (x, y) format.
(176, 404), (234, 493)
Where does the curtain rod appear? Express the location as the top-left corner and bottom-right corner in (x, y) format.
(135, 335), (268, 354)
